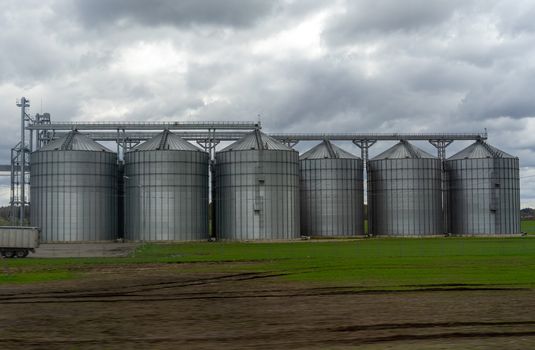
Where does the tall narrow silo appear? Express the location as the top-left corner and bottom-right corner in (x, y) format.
(446, 141), (520, 235)
(30, 131), (117, 242)
(124, 130), (209, 241)
(367, 141), (443, 236)
(215, 130), (300, 240)
(300, 140), (364, 236)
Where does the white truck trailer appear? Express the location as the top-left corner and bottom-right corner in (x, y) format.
(0, 227), (40, 258)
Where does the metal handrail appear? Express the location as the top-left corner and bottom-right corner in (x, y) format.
(270, 132), (488, 140)
(41, 131), (488, 143)
(27, 121), (261, 130)
(42, 120), (258, 125)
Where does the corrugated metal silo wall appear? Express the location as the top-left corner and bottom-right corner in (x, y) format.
(446, 158), (520, 235)
(215, 149), (300, 240)
(30, 150), (118, 242)
(300, 158), (364, 236)
(117, 163), (125, 239)
(124, 150), (209, 241)
(367, 158), (443, 236)
(443, 168), (450, 233)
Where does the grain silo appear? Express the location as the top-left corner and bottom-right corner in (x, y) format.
(367, 140), (443, 236)
(124, 130), (209, 241)
(215, 130), (300, 240)
(446, 141), (520, 235)
(300, 140), (364, 237)
(30, 130), (117, 242)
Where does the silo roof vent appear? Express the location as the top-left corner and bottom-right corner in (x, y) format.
(38, 130), (113, 152)
(300, 140), (360, 160)
(132, 129), (203, 152)
(220, 129), (292, 152)
(448, 140), (516, 160)
(371, 140), (436, 160)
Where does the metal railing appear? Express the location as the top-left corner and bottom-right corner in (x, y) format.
(27, 121), (261, 130)
(42, 131), (488, 143)
(46, 131), (249, 142)
(270, 132), (488, 141)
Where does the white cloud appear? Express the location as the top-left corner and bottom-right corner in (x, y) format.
(110, 41), (189, 76)
(252, 12), (328, 59)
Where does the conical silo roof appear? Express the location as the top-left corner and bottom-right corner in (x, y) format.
(448, 140), (515, 160)
(300, 140), (360, 160)
(132, 129), (203, 152)
(39, 130), (113, 152)
(372, 140), (436, 160)
(220, 129), (292, 152)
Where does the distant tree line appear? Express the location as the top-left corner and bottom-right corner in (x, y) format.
(0, 206), (29, 224)
(521, 208), (535, 220)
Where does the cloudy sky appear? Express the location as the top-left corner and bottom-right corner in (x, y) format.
(1, 0), (535, 207)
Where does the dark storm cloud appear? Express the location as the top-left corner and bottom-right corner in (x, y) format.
(0, 7), (66, 84)
(324, 0), (465, 44)
(71, 0), (278, 28)
(181, 56), (462, 136)
(459, 69), (535, 120)
(0, 38), (68, 85)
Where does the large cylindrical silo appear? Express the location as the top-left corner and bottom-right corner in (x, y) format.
(300, 140), (364, 236)
(446, 141), (520, 235)
(215, 130), (300, 240)
(367, 141), (443, 236)
(30, 131), (117, 242)
(124, 130), (209, 241)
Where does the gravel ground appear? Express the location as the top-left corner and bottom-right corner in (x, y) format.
(31, 243), (139, 258)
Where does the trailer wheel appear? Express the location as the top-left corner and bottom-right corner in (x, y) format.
(3, 250), (15, 258)
(16, 250), (28, 258)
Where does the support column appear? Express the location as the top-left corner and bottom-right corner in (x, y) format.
(197, 129), (220, 239)
(352, 139), (377, 168)
(352, 139), (376, 235)
(429, 140), (452, 160)
(9, 147), (16, 225)
(16, 97), (30, 225)
(429, 139), (453, 234)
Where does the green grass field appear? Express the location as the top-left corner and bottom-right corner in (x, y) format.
(2, 237), (535, 289)
(522, 219), (535, 234)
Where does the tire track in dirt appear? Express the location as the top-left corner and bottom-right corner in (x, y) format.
(0, 271), (289, 303)
(0, 262), (358, 301)
(0, 286), (529, 304)
(0, 261), (531, 306)
(332, 320), (535, 332)
(344, 330), (535, 345)
(0, 271), (259, 296)
(2, 262), (529, 305)
(2, 329), (535, 348)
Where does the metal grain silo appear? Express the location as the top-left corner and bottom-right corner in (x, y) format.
(446, 141), (520, 236)
(300, 140), (364, 237)
(30, 131), (117, 242)
(367, 141), (443, 236)
(215, 130), (299, 240)
(124, 130), (209, 241)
